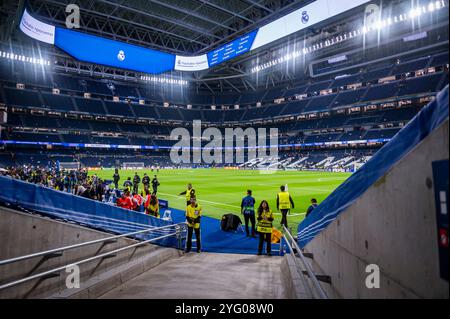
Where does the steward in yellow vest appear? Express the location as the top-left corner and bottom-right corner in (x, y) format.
(179, 183), (196, 206)
(276, 185), (295, 228)
(185, 197), (201, 253)
(256, 200), (274, 256)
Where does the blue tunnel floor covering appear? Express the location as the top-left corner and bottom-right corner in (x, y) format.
(167, 207), (285, 255)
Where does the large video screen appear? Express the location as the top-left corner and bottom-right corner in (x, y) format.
(20, 0), (370, 74)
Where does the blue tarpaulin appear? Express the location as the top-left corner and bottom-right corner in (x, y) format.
(0, 176), (179, 248)
(298, 85), (449, 248)
(168, 207), (285, 255)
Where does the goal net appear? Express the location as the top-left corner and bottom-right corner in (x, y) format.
(59, 162), (81, 171)
(122, 162), (145, 169)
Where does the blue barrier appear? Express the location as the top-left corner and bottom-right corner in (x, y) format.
(298, 85), (449, 248)
(0, 176), (178, 248)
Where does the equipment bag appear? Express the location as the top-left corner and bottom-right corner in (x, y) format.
(221, 213), (242, 232)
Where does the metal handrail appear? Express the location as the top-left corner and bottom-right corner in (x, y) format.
(0, 231), (181, 291)
(283, 226), (328, 299)
(0, 223), (186, 266)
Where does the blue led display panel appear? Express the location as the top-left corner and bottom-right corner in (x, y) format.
(54, 27), (176, 74)
(207, 30), (258, 67)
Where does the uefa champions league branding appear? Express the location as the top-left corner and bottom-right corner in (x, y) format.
(169, 120), (279, 168)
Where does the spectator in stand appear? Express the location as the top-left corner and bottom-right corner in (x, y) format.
(117, 190), (133, 210)
(132, 192), (143, 212)
(63, 174), (70, 193)
(144, 189), (152, 214)
(146, 195), (159, 217)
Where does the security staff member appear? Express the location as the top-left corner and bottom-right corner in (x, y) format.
(179, 183), (195, 206)
(241, 190), (256, 237)
(256, 200), (274, 256)
(151, 175), (160, 194)
(142, 173), (150, 191)
(123, 177), (132, 192)
(113, 168), (120, 189)
(132, 172), (141, 194)
(276, 185), (295, 228)
(185, 197), (201, 253)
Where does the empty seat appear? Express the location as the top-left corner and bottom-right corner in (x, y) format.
(41, 93), (76, 112)
(4, 87), (42, 108)
(104, 100), (133, 117)
(74, 97), (107, 115)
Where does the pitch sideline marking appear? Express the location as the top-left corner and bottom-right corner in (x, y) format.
(158, 192), (306, 216)
(158, 192), (240, 209)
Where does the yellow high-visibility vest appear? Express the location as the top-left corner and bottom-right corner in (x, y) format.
(278, 191), (291, 209)
(257, 210), (274, 233)
(186, 204), (202, 229)
(186, 188), (193, 201)
(147, 203), (159, 217)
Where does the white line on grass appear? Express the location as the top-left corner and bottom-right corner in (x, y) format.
(158, 192), (241, 209)
(158, 192), (306, 217)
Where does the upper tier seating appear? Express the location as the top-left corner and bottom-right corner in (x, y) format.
(4, 87), (42, 108)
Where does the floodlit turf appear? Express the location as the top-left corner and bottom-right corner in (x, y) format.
(90, 168), (351, 233)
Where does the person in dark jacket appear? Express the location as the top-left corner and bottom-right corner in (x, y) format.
(151, 175), (160, 194)
(132, 172), (140, 194)
(113, 168), (120, 189)
(142, 173), (150, 191)
(305, 198), (318, 218)
(241, 190), (256, 237)
(123, 177), (132, 192)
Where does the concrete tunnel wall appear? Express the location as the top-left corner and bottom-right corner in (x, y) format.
(0, 207), (180, 299)
(305, 118), (449, 298)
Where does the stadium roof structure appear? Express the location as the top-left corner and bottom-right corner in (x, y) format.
(0, 0), (448, 94)
(15, 0), (312, 55)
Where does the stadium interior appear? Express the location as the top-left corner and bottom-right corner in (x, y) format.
(0, 0), (448, 300)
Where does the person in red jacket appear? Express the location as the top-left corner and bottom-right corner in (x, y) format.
(133, 192), (143, 212)
(117, 190), (133, 210)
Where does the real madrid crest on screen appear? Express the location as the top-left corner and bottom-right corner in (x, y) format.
(301, 11), (309, 24)
(117, 50), (125, 61)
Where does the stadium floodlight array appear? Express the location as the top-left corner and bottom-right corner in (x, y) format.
(140, 75), (188, 86)
(251, 0), (447, 74)
(0, 50), (51, 66)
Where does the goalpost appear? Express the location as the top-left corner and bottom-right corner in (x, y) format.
(59, 162), (81, 171)
(122, 162), (145, 170)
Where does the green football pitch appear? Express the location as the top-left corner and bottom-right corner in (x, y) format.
(90, 168), (351, 233)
